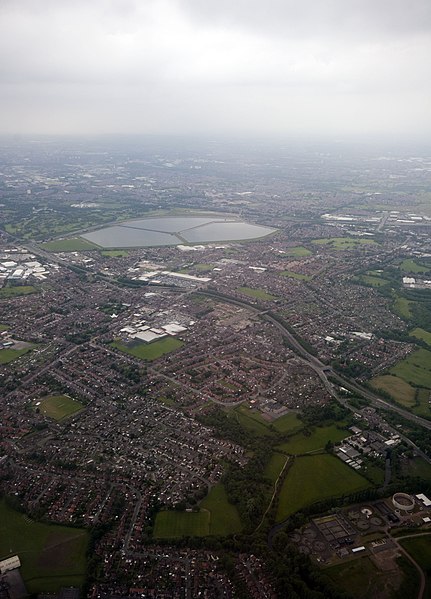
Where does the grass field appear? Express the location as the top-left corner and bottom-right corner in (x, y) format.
(0, 500), (88, 594)
(0, 285), (38, 299)
(407, 458), (431, 481)
(393, 296), (413, 319)
(399, 536), (431, 596)
(153, 511), (210, 538)
(312, 237), (376, 250)
(0, 347), (31, 364)
(400, 259), (430, 274)
(280, 270), (311, 281)
(237, 287), (276, 301)
(284, 246), (312, 257)
(358, 275), (389, 287)
(277, 424), (349, 454)
(0, 323), (9, 331)
(40, 238), (100, 252)
(200, 484), (242, 535)
(34, 395), (84, 420)
(276, 454), (370, 521)
(111, 337), (184, 361)
(411, 327), (431, 346)
(265, 452), (288, 484)
(229, 405), (272, 436)
(390, 349), (431, 388)
(272, 412), (303, 433)
(100, 249), (129, 257)
(371, 375), (416, 407)
(323, 556), (412, 599)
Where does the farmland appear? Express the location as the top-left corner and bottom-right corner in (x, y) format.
(276, 454), (370, 521)
(371, 375), (416, 408)
(0, 500), (88, 594)
(111, 337), (184, 361)
(390, 349), (431, 388)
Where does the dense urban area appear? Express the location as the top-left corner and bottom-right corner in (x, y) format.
(1, 137), (431, 599)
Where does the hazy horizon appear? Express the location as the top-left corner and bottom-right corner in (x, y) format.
(1, 0), (431, 138)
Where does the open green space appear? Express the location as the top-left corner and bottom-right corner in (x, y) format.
(280, 270), (311, 281)
(284, 246), (312, 257)
(357, 274), (389, 287)
(407, 458), (431, 481)
(237, 287), (276, 301)
(100, 249), (129, 257)
(0, 347), (31, 364)
(400, 259), (430, 274)
(229, 405), (272, 436)
(312, 237), (376, 250)
(323, 555), (415, 599)
(200, 484), (243, 535)
(0, 500), (88, 594)
(40, 238), (100, 252)
(393, 296), (413, 319)
(0, 323), (9, 331)
(34, 395), (84, 421)
(371, 375), (416, 408)
(390, 348), (431, 388)
(411, 327), (431, 346)
(153, 510), (210, 538)
(399, 535), (431, 597)
(0, 285), (38, 299)
(276, 454), (370, 521)
(277, 424), (349, 454)
(111, 337), (184, 361)
(264, 452), (288, 484)
(272, 412), (303, 434)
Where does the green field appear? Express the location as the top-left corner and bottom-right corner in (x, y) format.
(229, 405), (272, 436)
(34, 395), (84, 420)
(323, 555), (414, 599)
(0, 285), (38, 299)
(371, 375), (416, 408)
(0, 347), (31, 364)
(272, 412), (303, 433)
(265, 452), (288, 484)
(399, 536), (431, 597)
(40, 238), (100, 252)
(237, 287), (276, 301)
(0, 323), (9, 331)
(280, 270), (311, 281)
(393, 296), (413, 319)
(0, 500), (88, 593)
(312, 237), (376, 250)
(111, 337), (184, 361)
(277, 424), (349, 454)
(407, 458), (431, 481)
(284, 246), (312, 257)
(400, 259), (430, 274)
(358, 274), (389, 287)
(200, 484), (242, 535)
(276, 454), (370, 521)
(100, 249), (129, 257)
(411, 327), (431, 346)
(153, 511), (210, 538)
(390, 349), (431, 388)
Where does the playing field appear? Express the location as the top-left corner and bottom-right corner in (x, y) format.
(276, 424), (349, 454)
(284, 246), (312, 257)
(237, 287), (276, 301)
(34, 395), (84, 420)
(0, 348), (31, 364)
(111, 337), (184, 361)
(280, 270), (311, 281)
(153, 511), (210, 538)
(0, 286), (38, 299)
(0, 500), (88, 594)
(390, 349), (431, 388)
(276, 454), (370, 521)
(312, 237), (376, 250)
(40, 238), (99, 252)
(100, 249), (129, 257)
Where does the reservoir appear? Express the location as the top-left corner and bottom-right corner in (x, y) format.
(81, 216), (276, 248)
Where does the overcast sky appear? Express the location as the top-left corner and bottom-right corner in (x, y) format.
(1, 0), (430, 138)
